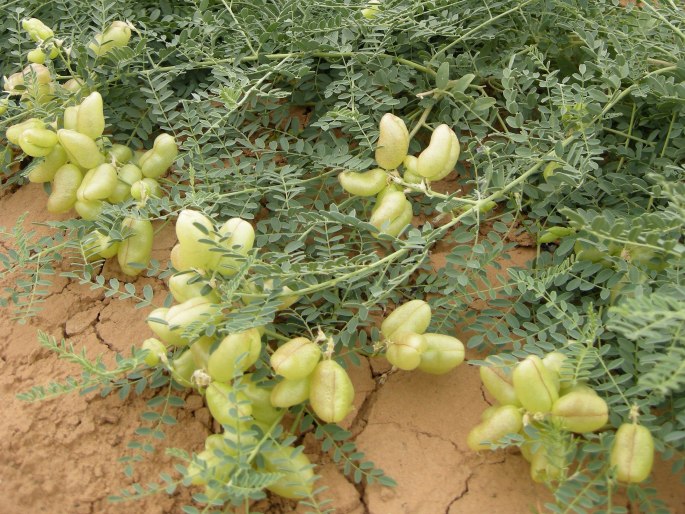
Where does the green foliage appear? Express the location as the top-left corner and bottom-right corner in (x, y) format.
(1, 0), (684, 512)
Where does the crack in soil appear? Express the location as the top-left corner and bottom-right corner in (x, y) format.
(444, 471), (473, 514)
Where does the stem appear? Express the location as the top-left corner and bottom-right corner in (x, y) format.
(438, 0), (538, 55)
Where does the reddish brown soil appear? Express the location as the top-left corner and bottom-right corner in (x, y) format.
(1, 183), (683, 514)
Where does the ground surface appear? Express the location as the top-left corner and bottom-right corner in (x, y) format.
(1, 183), (684, 514)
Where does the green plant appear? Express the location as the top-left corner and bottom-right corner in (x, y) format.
(1, 0), (684, 513)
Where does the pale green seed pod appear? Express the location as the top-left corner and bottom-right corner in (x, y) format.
(262, 444), (314, 500)
(242, 374), (282, 425)
(479, 364), (521, 407)
(130, 178), (163, 201)
(466, 405), (523, 451)
(108, 163), (143, 203)
(165, 297), (220, 345)
(207, 329), (262, 382)
(170, 349), (196, 388)
(270, 337), (322, 380)
(338, 167), (387, 196)
(551, 391), (608, 434)
(206, 382), (252, 428)
(63, 106), (79, 131)
(175, 209), (216, 268)
(22, 18), (54, 42)
(6, 118), (45, 145)
(76, 92), (105, 139)
(18, 127), (58, 157)
(74, 199), (104, 221)
(147, 307), (184, 347)
(375, 113), (409, 170)
(513, 355), (560, 413)
(425, 129), (459, 182)
(27, 144), (68, 183)
(385, 331), (427, 371)
(168, 271), (220, 303)
(108, 144), (133, 165)
(369, 190), (409, 234)
(141, 338), (167, 367)
(89, 21), (133, 56)
(381, 299), (431, 339)
(211, 217), (255, 276)
(139, 133), (178, 178)
(57, 129), (105, 169)
(416, 124), (455, 178)
(117, 217), (153, 276)
(610, 423), (654, 484)
(530, 446), (565, 483)
(83, 230), (119, 260)
(309, 360), (355, 423)
(27, 48), (47, 65)
(47, 164), (83, 213)
(77, 163), (118, 201)
(417, 333), (465, 374)
(270, 377), (311, 408)
(379, 198), (413, 237)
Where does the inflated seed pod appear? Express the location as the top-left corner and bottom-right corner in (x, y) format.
(57, 129), (105, 169)
(551, 390), (608, 434)
(262, 444), (314, 500)
(338, 167), (387, 196)
(6, 118), (45, 145)
(74, 199), (104, 220)
(381, 299), (432, 339)
(77, 163), (118, 201)
(559, 382), (596, 397)
(147, 307), (185, 347)
(22, 18), (55, 42)
(206, 382), (252, 427)
(417, 333), (465, 374)
(530, 446), (565, 483)
(62, 106), (79, 131)
(189, 336), (214, 369)
(140, 133), (178, 178)
(27, 144), (68, 183)
(18, 127), (58, 157)
(168, 271), (220, 303)
(211, 217), (256, 276)
(375, 113), (409, 170)
(379, 198), (413, 237)
(75, 92), (105, 139)
(170, 243), (193, 272)
(542, 351), (572, 391)
(207, 329), (262, 382)
(416, 124), (455, 179)
(27, 48), (47, 65)
(89, 21), (132, 56)
(242, 374), (282, 425)
(369, 190), (408, 233)
(403, 157), (423, 184)
(47, 164), (83, 213)
(270, 337), (321, 380)
(309, 360), (355, 423)
(108, 144), (133, 165)
(479, 364), (521, 407)
(170, 349), (197, 388)
(108, 163), (143, 203)
(513, 355), (559, 413)
(610, 423), (654, 483)
(141, 338), (166, 367)
(270, 377), (311, 408)
(481, 404), (500, 422)
(186, 447), (235, 486)
(425, 129), (459, 181)
(175, 209), (216, 268)
(83, 229), (119, 260)
(117, 217), (153, 276)
(466, 404), (523, 451)
(130, 178), (163, 201)
(385, 331), (427, 371)
(165, 297), (220, 345)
